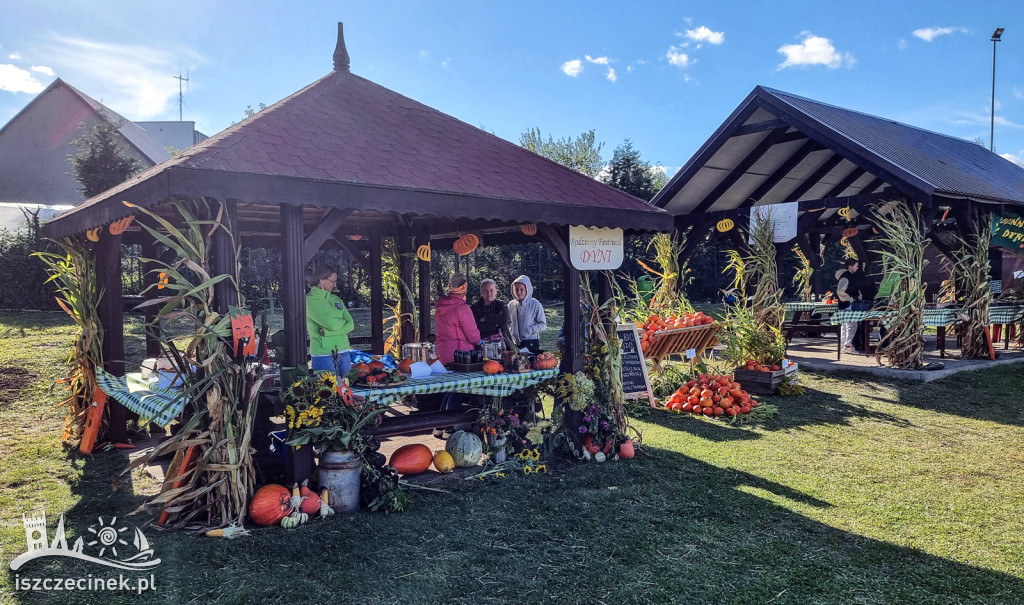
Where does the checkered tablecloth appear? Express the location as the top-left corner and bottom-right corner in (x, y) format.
(95, 368), (186, 427)
(829, 307), (1023, 328)
(351, 369), (559, 406)
(785, 302), (839, 313)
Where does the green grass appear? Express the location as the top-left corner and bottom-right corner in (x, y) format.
(2, 311), (1023, 604)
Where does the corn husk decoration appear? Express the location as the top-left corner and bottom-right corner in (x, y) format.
(944, 208), (993, 359)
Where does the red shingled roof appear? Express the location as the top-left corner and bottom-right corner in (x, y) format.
(45, 68), (669, 237)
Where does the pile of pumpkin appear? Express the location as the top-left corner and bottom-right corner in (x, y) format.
(741, 358), (783, 373)
(388, 430), (485, 475)
(662, 373), (761, 419)
(637, 312), (716, 352)
(249, 481), (335, 529)
(348, 360), (405, 386)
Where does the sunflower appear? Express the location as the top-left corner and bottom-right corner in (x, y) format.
(287, 381), (308, 400)
(534, 464), (548, 474)
(316, 386), (335, 401)
(523, 466), (533, 475)
(319, 373), (338, 389)
(284, 404), (297, 429)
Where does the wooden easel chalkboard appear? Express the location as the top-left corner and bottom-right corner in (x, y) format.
(616, 324), (655, 406)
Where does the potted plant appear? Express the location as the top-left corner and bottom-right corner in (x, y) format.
(283, 372), (386, 513)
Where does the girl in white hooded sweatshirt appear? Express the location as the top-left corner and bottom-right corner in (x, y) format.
(508, 275), (547, 354)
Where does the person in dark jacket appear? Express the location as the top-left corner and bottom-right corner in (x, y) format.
(470, 279), (509, 343)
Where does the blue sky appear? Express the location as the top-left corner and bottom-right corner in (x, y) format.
(2, 1), (1023, 176)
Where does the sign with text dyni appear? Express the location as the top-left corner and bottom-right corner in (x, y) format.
(569, 225), (624, 270)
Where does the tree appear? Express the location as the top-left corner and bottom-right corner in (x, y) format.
(601, 139), (657, 201)
(68, 119), (142, 198)
(519, 128), (604, 178)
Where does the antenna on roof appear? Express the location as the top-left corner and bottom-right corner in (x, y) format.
(173, 70), (189, 121)
(333, 22), (350, 72)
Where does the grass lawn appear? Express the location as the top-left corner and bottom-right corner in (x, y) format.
(2, 311), (1023, 604)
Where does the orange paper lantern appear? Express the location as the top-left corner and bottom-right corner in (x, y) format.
(453, 234), (479, 255)
(521, 224), (538, 236)
(842, 227), (859, 238)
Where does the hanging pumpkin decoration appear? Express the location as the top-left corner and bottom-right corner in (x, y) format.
(108, 216), (134, 235)
(940, 208), (951, 222)
(842, 227), (859, 238)
(716, 218), (735, 232)
(453, 233), (479, 255)
(521, 224), (538, 236)
(416, 244), (431, 262)
(837, 206), (852, 221)
(157, 272), (168, 290)
(86, 228), (101, 242)
(840, 236), (850, 247)
(347, 234), (363, 241)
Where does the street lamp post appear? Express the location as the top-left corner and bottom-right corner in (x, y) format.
(991, 27), (1004, 152)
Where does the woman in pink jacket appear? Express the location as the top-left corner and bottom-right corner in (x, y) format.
(433, 273), (481, 364)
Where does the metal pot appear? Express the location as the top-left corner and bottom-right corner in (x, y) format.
(402, 342), (435, 363)
(480, 340), (504, 360)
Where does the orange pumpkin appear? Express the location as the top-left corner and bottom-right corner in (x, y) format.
(299, 482), (321, 516)
(368, 360), (386, 371)
(397, 358), (414, 374)
(842, 227), (859, 238)
(353, 363), (371, 374)
(389, 444), (433, 475)
(483, 360), (503, 374)
(532, 357), (558, 370)
(521, 224), (538, 236)
(249, 484), (293, 526)
(453, 234), (479, 255)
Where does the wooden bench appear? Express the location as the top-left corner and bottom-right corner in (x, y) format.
(364, 408), (477, 438)
(783, 321), (842, 360)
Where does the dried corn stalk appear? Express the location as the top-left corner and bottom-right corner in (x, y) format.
(747, 208), (784, 330)
(947, 209), (992, 359)
(34, 238), (103, 445)
(871, 200), (928, 369)
(792, 245), (813, 302)
(122, 199), (262, 530)
(638, 231), (693, 313)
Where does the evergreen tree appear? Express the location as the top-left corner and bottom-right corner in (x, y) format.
(601, 139), (657, 201)
(68, 119), (142, 198)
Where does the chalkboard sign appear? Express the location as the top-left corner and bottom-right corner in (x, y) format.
(616, 324), (655, 406)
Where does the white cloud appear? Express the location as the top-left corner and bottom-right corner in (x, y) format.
(606, 67), (617, 83)
(913, 27), (967, 42)
(9, 53), (21, 60)
(34, 34), (202, 120)
(777, 34), (854, 69)
(685, 26), (724, 45)
(952, 110), (1022, 129)
(585, 55), (609, 65)
(1014, 87), (1023, 100)
(30, 65), (54, 76)
(899, 39), (909, 50)
(561, 59), (583, 77)
(666, 46), (690, 67)
(442, 57), (450, 68)
(1001, 153), (1024, 167)
(627, 65), (634, 73)
(418, 49), (430, 60)
(0, 63), (46, 94)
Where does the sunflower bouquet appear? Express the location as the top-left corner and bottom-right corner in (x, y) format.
(283, 372), (383, 451)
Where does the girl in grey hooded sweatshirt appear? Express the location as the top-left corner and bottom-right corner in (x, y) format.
(508, 275), (547, 354)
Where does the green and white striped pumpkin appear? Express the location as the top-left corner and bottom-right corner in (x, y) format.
(445, 431), (482, 467)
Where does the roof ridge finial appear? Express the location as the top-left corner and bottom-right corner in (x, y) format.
(333, 22), (350, 72)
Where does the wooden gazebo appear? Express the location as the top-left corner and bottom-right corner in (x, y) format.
(42, 24), (672, 441)
(653, 86), (1024, 287)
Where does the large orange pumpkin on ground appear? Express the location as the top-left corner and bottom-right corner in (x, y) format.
(389, 444), (433, 475)
(249, 484), (293, 526)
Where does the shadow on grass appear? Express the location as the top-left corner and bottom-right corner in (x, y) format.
(11, 446), (1023, 604)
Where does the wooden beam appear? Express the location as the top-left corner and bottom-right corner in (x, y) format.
(397, 231), (416, 345)
(539, 224), (571, 268)
(280, 205), (307, 367)
(561, 263), (582, 373)
(302, 208), (355, 263)
(822, 167), (868, 198)
(96, 232), (127, 442)
(140, 235), (162, 358)
(210, 199), (239, 315)
(369, 234), (385, 354)
(417, 232), (431, 342)
(691, 127), (793, 214)
(780, 154), (845, 204)
(675, 219), (715, 266)
(738, 139), (824, 208)
(732, 118), (789, 136)
(333, 236), (370, 270)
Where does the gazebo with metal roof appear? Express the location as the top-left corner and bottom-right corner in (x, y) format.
(652, 85), (1024, 274)
(42, 24), (672, 442)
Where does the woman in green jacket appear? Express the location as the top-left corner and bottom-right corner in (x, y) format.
(306, 265), (354, 356)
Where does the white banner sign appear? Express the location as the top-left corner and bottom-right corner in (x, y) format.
(749, 202), (798, 243)
(569, 225), (624, 270)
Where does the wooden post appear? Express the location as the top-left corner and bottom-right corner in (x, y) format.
(369, 234), (384, 354)
(562, 263), (582, 373)
(141, 235), (162, 358)
(397, 231), (416, 345)
(210, 200), (239, 315)
(95, 232), (127, 443)
(417, 232), (431, 341)
(280, 205), (306, 367)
